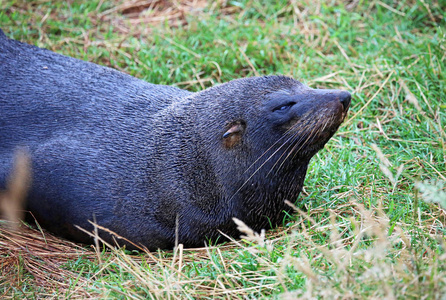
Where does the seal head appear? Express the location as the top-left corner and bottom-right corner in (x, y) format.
(162, 76), (351, 247)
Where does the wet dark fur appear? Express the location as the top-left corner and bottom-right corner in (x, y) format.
(0, 29), (351, 250)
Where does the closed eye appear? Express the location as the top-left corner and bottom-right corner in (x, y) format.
(273, 102), (295, 112)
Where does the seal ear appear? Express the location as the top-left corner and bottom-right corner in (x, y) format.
(222, 121), (246, 149)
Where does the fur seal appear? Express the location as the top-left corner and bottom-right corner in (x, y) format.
(0, 29), (351, 250)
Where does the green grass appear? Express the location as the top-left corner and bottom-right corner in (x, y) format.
(1, 0), (445, 299)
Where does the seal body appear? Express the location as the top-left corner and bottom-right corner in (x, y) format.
(0, 29), (351, 250)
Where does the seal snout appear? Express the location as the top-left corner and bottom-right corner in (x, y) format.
(338, 91), (351, 112)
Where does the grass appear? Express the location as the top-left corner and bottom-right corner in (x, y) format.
(0, 0), (445, 298)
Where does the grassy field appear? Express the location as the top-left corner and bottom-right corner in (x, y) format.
(1, 0), (445, 298)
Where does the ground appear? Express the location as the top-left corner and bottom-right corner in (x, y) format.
(0, 0), (445, 298)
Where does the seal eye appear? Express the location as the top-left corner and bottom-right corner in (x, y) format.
(273, 102), (295, 113)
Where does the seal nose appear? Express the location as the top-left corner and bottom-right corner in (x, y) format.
(339, 91), (351, 111)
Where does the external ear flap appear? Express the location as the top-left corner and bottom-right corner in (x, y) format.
(223, 120), (246, 149)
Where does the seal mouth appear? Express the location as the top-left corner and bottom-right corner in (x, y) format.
(276, 102), (348, 161)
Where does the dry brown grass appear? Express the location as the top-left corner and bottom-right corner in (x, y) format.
(92, 0), (215, 38)
(1, 197), (445, 298)
(0, 222), (96, 298)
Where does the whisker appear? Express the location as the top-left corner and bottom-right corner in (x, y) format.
(268, 132), (301, 170)
(228, 128), (301, 201)
(266, 121), (315, 176)
(228, 109), (337, 201)
(249, 112), (317, 180)
(289, 117), (330, 162)
(275, 120), (322, 173)
(242, 126), (296, 175)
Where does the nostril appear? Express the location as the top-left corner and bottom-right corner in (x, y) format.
(339, 91), (351, 111)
